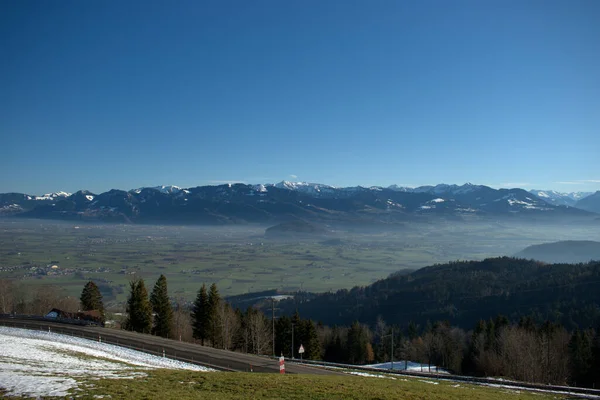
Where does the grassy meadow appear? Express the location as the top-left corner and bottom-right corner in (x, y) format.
(75, 369), (566, 400)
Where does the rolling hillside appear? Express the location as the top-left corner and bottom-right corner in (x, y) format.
(515, 240), (600, 263)
(274, 257), (600, 330)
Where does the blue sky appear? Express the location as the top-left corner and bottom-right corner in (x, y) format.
(1, 0), (598, 194)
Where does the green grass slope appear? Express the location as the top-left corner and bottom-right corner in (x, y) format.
(77, 370), (564, 400)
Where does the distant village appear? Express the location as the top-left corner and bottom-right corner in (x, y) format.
(0, 262), (111, 278)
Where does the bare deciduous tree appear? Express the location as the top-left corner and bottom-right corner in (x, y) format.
(218, 302), (240, 351)
(247, 308), (271, 355)
(0, 279), (14, 314)
(173, 297), (193, 342)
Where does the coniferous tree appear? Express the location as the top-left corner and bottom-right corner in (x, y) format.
(347, 321), (372, 364)
(207, 283), (221, 346)
(302, 319), (322, 360)
(569, 329), (592, 386)
(323, 326), (347, 363)
(80, 281), (105, 321)
(191, 284), (209, 345)
(407, 321), (419, 341)
(275, 315), (293, 357)
(124, 278), (152, 333)
(150, 274), (173, 338)
(590, 329), (600, 388)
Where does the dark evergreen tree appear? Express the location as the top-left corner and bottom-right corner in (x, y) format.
(290, 311), (302, 358)
(485, 319), (496, 351)
(347, 321), (371, 364)
(207, 283), (222, 346)
(302, 319), (321, 360)
(407, 321), (419, 341)
(569, 329), (593, 386)
(275, 315), (293, 358)
(494, 315), (510, 331)
(323, 326), (347, 363)
(589, 329), (600, 388)
(191, 284), (209, 345)
(465, 319), (487, 375)
(124, 278), (152, 334)
(80, 281), (105, 322)
(519, 316), (537, 332)
(150, 274), (173, 338)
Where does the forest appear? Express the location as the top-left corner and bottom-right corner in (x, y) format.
(2, 271), (600, 389)
(273, 257), (600, 330)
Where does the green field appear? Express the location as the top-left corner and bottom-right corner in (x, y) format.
(1, 218), (598, 306)
(75, 369), (564, 400)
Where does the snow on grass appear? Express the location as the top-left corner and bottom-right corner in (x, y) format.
(347, 371), (396, 380)
(0, 327), (213, 398)
(365, 361), (449, 374)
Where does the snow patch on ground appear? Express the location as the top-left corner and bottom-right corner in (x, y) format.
(366, 361), (449, 374)
(347, 371), (395, 380)
(0, 327), (213, 398)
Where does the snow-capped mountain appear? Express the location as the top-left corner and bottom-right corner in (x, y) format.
(269, 182), (488, 198)
(529, 190), (593, 207)
(1, 182), (595, 225)
(133, 185), (184, 194)
(33, 191), (72, 201)
(387, 185), (413, 192)
(268, 181), (338, 197)
(409, 183), (485, 195)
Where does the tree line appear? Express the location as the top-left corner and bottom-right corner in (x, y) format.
(0, 279), (81, 316)
(3, 275), (599, 389)
(121, 276), (600, 388)
(273, 258), (600, 330)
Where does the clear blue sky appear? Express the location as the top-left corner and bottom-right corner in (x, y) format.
(1, 0), (598, 194)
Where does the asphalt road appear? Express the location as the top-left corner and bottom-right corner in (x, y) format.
(0, 317), (338, 375)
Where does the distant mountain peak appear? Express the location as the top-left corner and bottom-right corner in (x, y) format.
(387, 185), (413, 192)
(388, 183), (488, 195)
(133, 185), (183, 194)
(268, 181), (337, 196)
(529, 189), (593, 207)
(272, 181), (335, 189)
(34, 191), (72, 201)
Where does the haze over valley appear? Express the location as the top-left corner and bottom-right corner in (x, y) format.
(1, 202), (598, 305)
(2, 0), (600, 396)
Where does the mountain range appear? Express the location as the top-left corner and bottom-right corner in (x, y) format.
(0, 182), (597, 225)
(528, 189), (593, 207)
(573, 191), (600, 214)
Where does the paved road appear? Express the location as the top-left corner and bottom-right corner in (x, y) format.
(0, 317), (338, 375)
